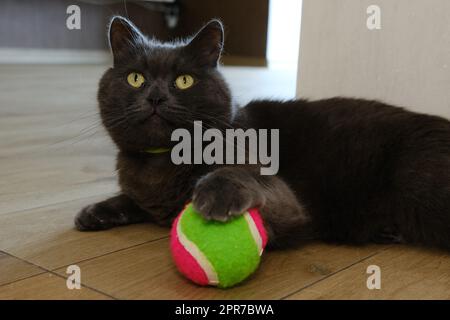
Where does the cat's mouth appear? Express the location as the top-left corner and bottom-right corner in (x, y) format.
(137, 109), (174, 125)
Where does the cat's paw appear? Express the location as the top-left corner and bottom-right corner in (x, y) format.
(192, 173), (259, 222)
(75, 203), (128, 231)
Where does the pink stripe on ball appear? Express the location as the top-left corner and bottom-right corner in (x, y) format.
(170, 214), (209, 286)
(248, 208), (268, 248)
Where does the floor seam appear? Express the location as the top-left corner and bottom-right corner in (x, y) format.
(0, 191), (116, 217)
(50, 234), (170, 272)
(279, 245), (392, 300)
(0, 249), (118, 299)
(0, 235), (170, 299)
(0, 250), (48, 287)
(46, 235), (171, 300)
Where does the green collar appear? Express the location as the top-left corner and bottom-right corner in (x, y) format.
(144, 147), (171, 154)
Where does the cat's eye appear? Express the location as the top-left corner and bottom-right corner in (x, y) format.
(175, 74), (195, 90)
(127, 72), (145, 88)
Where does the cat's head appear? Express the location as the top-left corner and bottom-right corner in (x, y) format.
(98, 16), (232, 153)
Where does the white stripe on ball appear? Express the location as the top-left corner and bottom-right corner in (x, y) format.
(244, 212), (264, 256)
(176, 213), (219, 285)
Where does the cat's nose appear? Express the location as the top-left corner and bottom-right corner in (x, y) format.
(147, 95), (167, 107)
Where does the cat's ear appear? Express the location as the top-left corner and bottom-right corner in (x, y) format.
(185, 19), (224, 68)
(108, 16), (145, 65)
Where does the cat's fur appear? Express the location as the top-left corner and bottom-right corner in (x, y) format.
(75, 17), (450, 250)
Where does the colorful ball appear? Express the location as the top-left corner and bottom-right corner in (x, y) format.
(170, 203), (268, 288)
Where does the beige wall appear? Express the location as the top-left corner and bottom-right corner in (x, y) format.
(297, 0), (450, 119)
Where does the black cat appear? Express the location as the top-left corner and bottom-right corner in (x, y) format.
(75, 17), (450, 250)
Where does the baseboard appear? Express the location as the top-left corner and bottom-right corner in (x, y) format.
(221, 55), (267, 67)
(0, 48), (112, 64)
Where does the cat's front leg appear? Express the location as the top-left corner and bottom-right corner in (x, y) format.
(75, 194), (149, 231)
(192, 166), (312, 247)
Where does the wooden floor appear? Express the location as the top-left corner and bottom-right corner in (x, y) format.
(0, 64), (449, 300)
